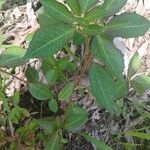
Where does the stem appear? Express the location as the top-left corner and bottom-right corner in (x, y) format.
(0, 68), (28, 85)
(75, 36), (92, 86)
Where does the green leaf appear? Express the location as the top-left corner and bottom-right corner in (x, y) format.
(83, 24), (104, 36)
(45, 69), (58, 85)
(78, 0), (97, 14)
(48, 99), (58, 113)
(0, 46), (26, 68)
(125, 131), (150, 140)
(73, 32), (85, 45)
(106, 12), (150, 38)
(114, 79), (128, 99)
(130, 75), (150, 95)
(53, 116), (62, 130)
(127, 52), (142, 79)
(36, 118), (54, 134)
(89, 64), (115, 112)
(66, 0), (80, 15)
(58, 82), (74, 101)
(44, 131), (62, 150)
(85, 0), (127, 21)
(91, 36), (124, 79)
(11, 92), (20, 107)
(38, 13), (59, 27)
(40, 0), (74, 24)
(29, 83), (52, 100)
(26, 67), (39, 83)
(64, 103), (88, 132)
(81, 133), (113, 150)
(24, 24), (74, 59)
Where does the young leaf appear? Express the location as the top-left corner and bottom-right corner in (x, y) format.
(125, 131), (150, 140)
(44, 131), (62, 150)
(127, 52), (142, 79)
(89, 64), (115, 112)
(58, 82), (74, 101)
(48, 99), (58, 113)
(78, 0), (97, 14)
(83, 24), (104, 36)
(26, 67), (39, 83)
(11, 92), (20, 107)
(40, 0), (74, 24)
(106, 12), (150, 38)
(85, 0), (127, 21)
(130, 75), (150, 95)
(29, 83), (52, 100)
(81, 133), (113, 150)
(91, 36), (124, 79)
(0, 46), (26, 68)
(66, 0), (80, 15)
(64, 103), (88, 132)
(53, 116), (62, 130)
(24, 24), (74, 59)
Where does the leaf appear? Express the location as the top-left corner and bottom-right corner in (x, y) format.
(44, 131), (62, 150)
(81, 133), (113, 150)
(78, 0), (97, 14)
(105, 12), (150, 38)
(89, 64), (115, 112)
(64, 103), (88, 132)
(83, 24), (104, 36)
(114, 79), (128, 99)
(36, 118), (54, 134)
(29, 83), (52, 100)
(125, 131), (150, 140)
(91, 36), (124, 79)
(24, 24), (74, 59)
(0, 46), (26, 68)
(73, 32), (85, 45)
(58, 82), (74, 101)
(130, 75), (150, 95)
(66, 0), (80, 15)
(40, 0), (74, 24)
(26, 67), (39, 83)
(53, 116), (62, 130)
(127, 52), (142, 79)
(11, 92), (20, 107)
(48, 99), (58, 113)
(85, 0), (127, 21)
(38, 13), (59, 27)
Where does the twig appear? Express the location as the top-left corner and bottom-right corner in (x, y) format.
(0, 68), (28, 85)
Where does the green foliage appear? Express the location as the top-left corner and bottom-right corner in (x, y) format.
(0, 0), (150, 149)
(0, 46), (26, 68)
(48, 99), (58, 113)
(127, 52), (142, 79)
(81, 133), (113, 150)
(58, 82), (74, 101)
(64, 103), (88, 132)
(29, 83), (52, 100)
(26, 67), (39, 83)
